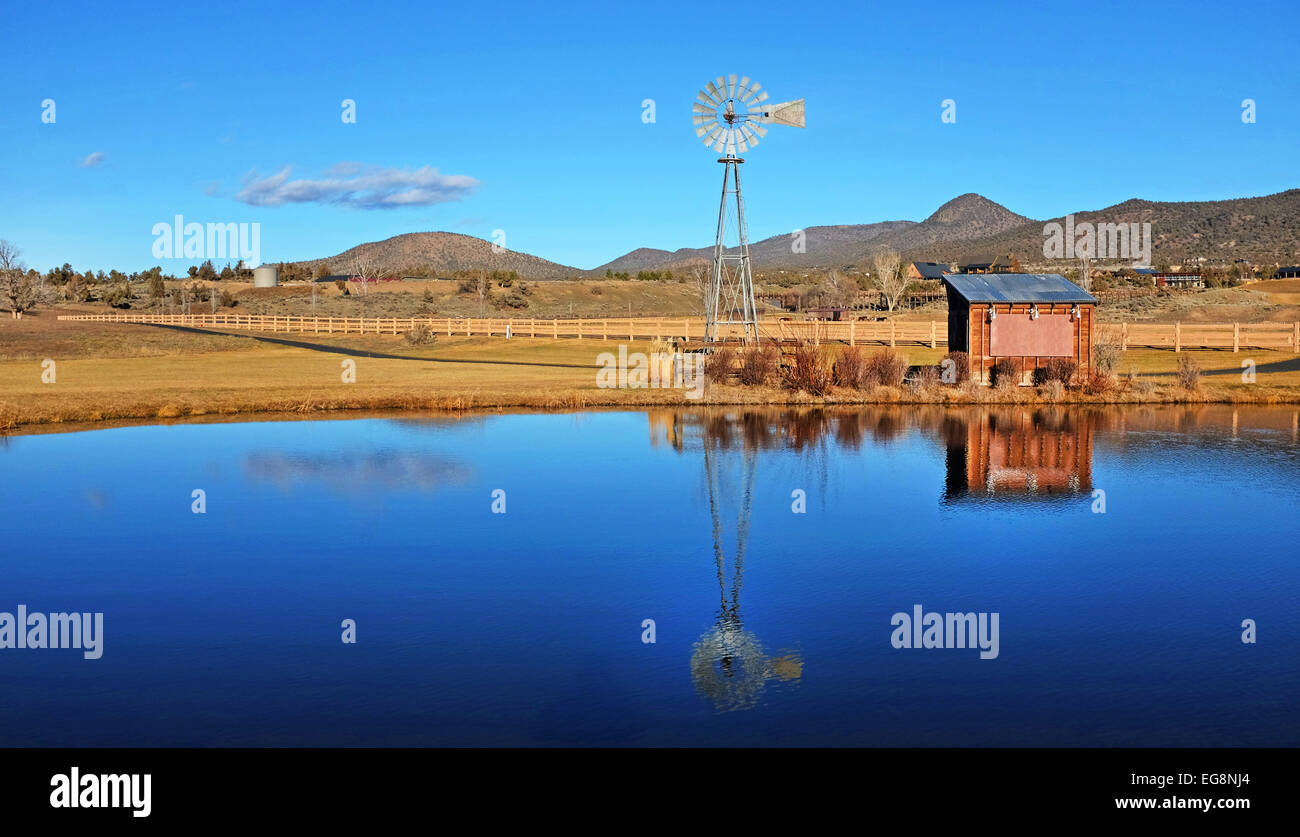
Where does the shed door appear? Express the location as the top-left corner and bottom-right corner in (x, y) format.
(989, 313), (1073, 357)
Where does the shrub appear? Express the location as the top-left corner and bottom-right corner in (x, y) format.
(335, 279), (349, 293)
(833, 346), (864, 388)
(1092, 329), (1121, 376)
(1126, 370), (1156, 395)
(495, 289), (529, 309)
(219, 290), (237, 308)
(1177, 354), (1201, 391)
(862, 349), (908, 388)
(910, 364), (941, 392)
(404, 323), (437, 345)
(1033, 358), (1078, 387)
(1083, 370), (1115, 394)
(103, 283), (133, 309)
(787, 344), (833, 395)
(707, 346), (736, 382)
(990, 358), (1020, 388)
(1037, 379), (1066, 402)
(940, 351), (969, 385)
(737, 344), (778, 386)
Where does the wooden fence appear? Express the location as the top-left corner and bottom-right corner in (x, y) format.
(1096, 321), (1300, 352)
(55, 312), (1300, 352)
(54, 313), (947, 346)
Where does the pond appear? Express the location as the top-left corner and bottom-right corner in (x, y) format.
(0, 405), (1296, 746)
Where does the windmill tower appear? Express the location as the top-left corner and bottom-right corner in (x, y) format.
(693, 75), (805, 343)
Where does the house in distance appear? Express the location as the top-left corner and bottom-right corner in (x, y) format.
(942, 273), (1097, 384)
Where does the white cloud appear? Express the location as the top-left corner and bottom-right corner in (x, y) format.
(234, 164), (479, 209)
(80, 152), (106, 168)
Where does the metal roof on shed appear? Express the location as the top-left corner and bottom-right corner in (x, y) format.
(941, 273), (1096, 304)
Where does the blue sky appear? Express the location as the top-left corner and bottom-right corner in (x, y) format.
(2, 0), (1297, 273)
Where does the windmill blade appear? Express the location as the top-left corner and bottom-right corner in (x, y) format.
(748, 123), (768, 138)
(739, 124), (760, 148)
(741, 82), (762, 104)
(706, 80), (724, 102)
(712, 127), (730, 153)
(697, 90), (719, 107)
(736, 76), (753, 101)
(727, 74), (738, 98)
(736, 132), (749, 154)
(693, 115), (714, 127)
(693, 102), (716, 114)
(751, 90), (769, 105)
(763, 99), (805, 128)
(702, 125), (724, 146)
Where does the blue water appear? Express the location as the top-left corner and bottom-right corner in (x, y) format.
(0, 406), (1296, 746)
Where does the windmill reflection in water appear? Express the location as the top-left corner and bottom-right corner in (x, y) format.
(651, 411), (805, 712)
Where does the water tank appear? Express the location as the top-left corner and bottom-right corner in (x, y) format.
(253, 266), (278, 288)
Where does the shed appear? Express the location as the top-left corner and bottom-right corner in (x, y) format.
(942, 273), (1096, 384)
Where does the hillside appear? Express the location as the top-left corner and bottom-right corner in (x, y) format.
(594, 194), (1029, 273)
(296, 189), (1300, 281)
(916, 189), (1300, 267)
(298, 231), (581, 280)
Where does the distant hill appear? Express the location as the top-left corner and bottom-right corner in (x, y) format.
(297, 231), (581, 280)
(297, 189), (1300, 281)
(593, 193), (1030, 273)
(914, 190), (1300, 267)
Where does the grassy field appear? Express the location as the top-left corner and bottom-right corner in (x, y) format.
(2, 308), (1299, 431)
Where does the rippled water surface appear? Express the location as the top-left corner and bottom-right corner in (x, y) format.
(1, 405), (1296, 746)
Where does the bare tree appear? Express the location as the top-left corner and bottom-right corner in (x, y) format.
(812, 269), (857, 309)
(1, 240), (41, 319)
(870, 249), (909, 312)
(689, 259), (712, 316)
(349, 257), (377, 297)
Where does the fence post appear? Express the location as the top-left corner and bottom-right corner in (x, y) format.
(890, 321), (896, 348)
(684, 320), (689, 341)
(603, 320), (608, 340)
(1233, 322), (1239, 352)
(1121, 321), (1128, 351)
(849, 319), (855, 346)
(930, 320), (936, 349)
(553, 319), (558, 339)
(1175, 322), (1181, 352)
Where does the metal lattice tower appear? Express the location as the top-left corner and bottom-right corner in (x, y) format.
(693, 74), (805, 344)
(708, 158), (758, 342)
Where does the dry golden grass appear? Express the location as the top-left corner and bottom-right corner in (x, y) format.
(2, 313), (1299, 431)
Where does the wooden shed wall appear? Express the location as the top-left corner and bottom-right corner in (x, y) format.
(957, 302), (1094, 383)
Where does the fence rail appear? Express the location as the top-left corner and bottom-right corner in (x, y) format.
(52, 313), (947, 346)
(55, 313), (1300, 352)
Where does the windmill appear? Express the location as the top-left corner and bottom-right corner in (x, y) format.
(693, 75), (805, 344)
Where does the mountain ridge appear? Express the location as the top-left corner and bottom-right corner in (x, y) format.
(292, 189), (1300, 278)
